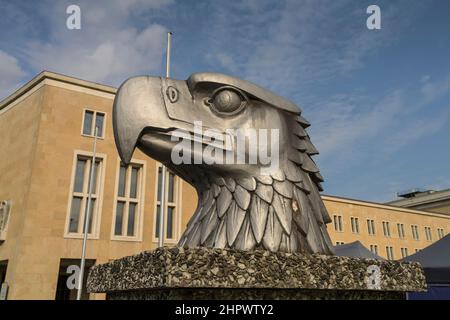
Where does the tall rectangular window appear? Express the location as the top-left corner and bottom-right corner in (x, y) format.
(400, 247), (408, 258)
(382, 221), (391, 237)
(333, 215), (343, 232)
(397, 223), (405, 239)
(113, 162), (144, 239)
(437, 228), (445, 239)
(154, 166), (178, 241)
(67, 154), (103, 236)
(370, 245), (378, 255)
(424, 226), (432, 241)
(82, 109), (105, 138)
(350, 217), (359, 234)
(367, 219), (376, 235)
(385, 246), (394, 260)
(411, 225), (420, 240)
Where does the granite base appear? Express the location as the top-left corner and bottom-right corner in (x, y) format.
(87, 247), (426, 300)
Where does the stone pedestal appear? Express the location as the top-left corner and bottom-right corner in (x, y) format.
(87, 247), (426, 300)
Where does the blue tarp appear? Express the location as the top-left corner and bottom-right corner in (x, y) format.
(403, 234), (450, 300)
(408, 285), (450, 300)
(403, 234), (450, 285)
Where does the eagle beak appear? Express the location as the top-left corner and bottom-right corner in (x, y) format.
(113, 76), (172, 164)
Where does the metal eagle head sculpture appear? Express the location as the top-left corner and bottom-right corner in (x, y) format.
(113, 72), (334, 255)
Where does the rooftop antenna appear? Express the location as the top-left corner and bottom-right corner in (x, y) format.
(158, 31), (172, 248)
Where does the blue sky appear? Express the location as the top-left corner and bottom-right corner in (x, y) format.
(1, 0), (450, 202)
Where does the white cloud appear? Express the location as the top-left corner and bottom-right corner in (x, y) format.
(421, 75), (431, 83)
(308, 90), (405, 157)
(22, 0), (173, 86)
(214, 53), (238, 74)
(204, 0), (417, 100)
(0, 50), (26, 99)
(27, 24), (168, 85)
(385, 111), (449, 152)
(308, 77), (450, 169)
(421, 76), (450, 102)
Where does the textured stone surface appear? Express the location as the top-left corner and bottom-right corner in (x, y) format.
(87, 247), (426, 299)
(107, 288), (405, 300)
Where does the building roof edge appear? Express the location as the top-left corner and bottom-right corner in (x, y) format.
(0, 71), (117, 111)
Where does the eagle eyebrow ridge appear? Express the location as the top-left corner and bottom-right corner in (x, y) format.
(187, 72), (301, 114)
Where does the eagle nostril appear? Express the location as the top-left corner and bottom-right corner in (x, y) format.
(166, 86), (179, 103)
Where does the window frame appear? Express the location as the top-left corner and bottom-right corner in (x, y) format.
(367, 219), (376, 236)
(437, 228), (445, 239)
(370, 244), (378, 255)
(64, 150), (107, 239)
(397, 223), (405, 239)
(81, 108), (106, 139)
(411, 224), (420, 240)
(382, 221), (391, 237)
(350, 217), (359, 234)
(110, 157), (147, 242)
(152, 163), (182, 244)
(333, 215), (343, 232)
(424, 226), (433, 241)
(385, 246), (394, 260)
(400, 247), (408, 258)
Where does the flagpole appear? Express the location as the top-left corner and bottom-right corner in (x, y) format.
(77, 126), (98, 300)
(166, 32), (172, 78)
(158, 31), (172, 248)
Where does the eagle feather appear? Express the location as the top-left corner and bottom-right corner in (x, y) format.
(178, 114), (334, 254)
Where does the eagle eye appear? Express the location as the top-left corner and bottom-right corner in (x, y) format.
(206, 86), (247, 115)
